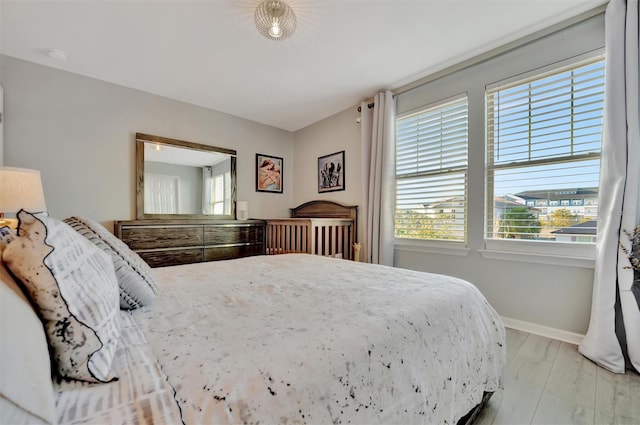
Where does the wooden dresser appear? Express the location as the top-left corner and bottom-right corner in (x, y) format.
(114, 219), (266, 267)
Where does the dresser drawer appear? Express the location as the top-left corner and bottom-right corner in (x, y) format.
(120, 225), (204, 250)
(204, 244), (263, 262)
(204, 224), (264, 245)
(137, 248), (203, 268)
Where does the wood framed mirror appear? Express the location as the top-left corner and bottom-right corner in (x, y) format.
(136, 133), (237, 220)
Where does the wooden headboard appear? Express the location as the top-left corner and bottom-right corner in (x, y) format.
(290, 200), (358, 221)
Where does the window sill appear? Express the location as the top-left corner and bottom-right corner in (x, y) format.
(394, 239), (470, 257)
(478, 249), (595, 269)
(394, 239), (596, 268)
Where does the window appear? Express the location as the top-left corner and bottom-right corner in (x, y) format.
(211, 171), (231, 215)
(395, 96), (468, 241)
(203, 166), (231, 215)
(486, 58), (604, 245)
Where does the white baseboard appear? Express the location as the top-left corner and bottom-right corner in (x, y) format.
(501, 316), (584, 346)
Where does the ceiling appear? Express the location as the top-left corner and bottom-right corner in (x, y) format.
(0, 0), (607, 132)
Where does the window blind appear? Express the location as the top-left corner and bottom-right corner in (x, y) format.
(395, 96), (468, 241)
(486, 58), (604, 242)
(213, 174), (225, 215)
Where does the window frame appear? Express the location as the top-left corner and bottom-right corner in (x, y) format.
(394, 93), (469, 246)
(483, 52), (604, 263)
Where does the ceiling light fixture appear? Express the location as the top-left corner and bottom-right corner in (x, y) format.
(254, 0), (297, 41)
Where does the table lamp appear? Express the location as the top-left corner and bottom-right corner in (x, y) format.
(0, 167), (47, 229)
(236, 201), (249, 220)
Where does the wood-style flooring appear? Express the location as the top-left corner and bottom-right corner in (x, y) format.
(475, 328), (640, 425)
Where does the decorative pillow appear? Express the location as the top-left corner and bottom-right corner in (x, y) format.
(0, 257), (56, 425)
(64, 216), (157, 309)
(3, 210), (120, 383)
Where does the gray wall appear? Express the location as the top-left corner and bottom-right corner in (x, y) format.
(0, 55), (294, 229)
(293, 105), (364, 242)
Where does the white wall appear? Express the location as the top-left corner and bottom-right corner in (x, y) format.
(0, 55), (294, 229)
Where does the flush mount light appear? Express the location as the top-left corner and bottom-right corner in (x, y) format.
(254, 0), (297, 41)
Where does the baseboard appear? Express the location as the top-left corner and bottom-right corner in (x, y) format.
(501, 316), (584, 346)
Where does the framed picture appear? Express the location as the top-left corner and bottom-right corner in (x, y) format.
(256, 153), (283, 193)
(318, 150), (345, 193)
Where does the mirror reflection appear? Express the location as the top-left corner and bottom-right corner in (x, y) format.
(136, 134), (237, 219)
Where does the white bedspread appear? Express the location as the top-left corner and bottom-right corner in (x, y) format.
(133, 254), (505, 424)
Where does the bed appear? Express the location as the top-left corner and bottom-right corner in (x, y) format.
(1, 212), (506, 425)
(266, 200), (358, 260)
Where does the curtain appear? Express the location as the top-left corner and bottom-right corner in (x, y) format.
(360, 90), (396, 265)
(202, 166), (213, 214)
(579, 0), (639, 374)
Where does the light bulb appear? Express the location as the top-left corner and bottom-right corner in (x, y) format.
(255, 0), (296, 41)
(269, 23), (283, 38)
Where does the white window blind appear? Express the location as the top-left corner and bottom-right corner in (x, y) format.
(486, 58), (604, 243)
(395, 96), (468, 241)
(212, 174), (225, 215)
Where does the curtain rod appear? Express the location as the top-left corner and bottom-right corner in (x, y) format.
(357, 103), (374, 112)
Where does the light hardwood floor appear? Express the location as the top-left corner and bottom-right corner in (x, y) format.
(475, 328), (640, 425)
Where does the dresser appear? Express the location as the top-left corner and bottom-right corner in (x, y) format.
(114, 219), (266, 267)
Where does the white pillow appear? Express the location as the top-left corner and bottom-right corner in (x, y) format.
(64, 216), (157, 309)
(0, 256), (56, 425)
(3, 210), (121, 383)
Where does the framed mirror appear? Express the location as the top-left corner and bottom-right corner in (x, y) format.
(136, 133), (237, 220)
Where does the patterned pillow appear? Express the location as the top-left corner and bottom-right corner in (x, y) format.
(64, 216), (157, 309)
(2, 210), (120, 383)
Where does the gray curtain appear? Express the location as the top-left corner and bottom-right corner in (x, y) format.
(579, 0), (639, 373)
(360, 91), (396, 265)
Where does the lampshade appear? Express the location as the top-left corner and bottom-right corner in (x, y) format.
(0, 167), (47, 215)
(255, 0), (296, 41)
